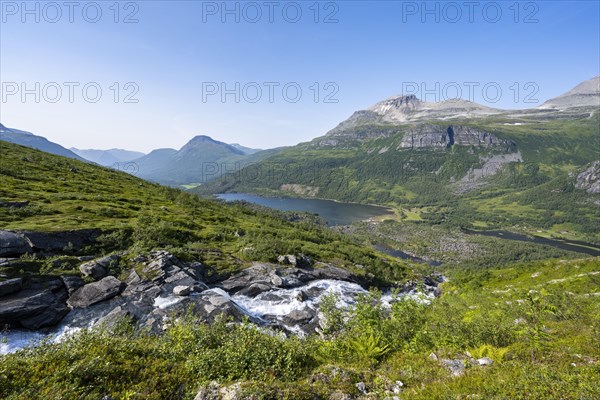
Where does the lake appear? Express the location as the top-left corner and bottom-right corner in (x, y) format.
(217, 193), (392, 226)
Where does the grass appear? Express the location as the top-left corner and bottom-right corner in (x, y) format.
(0, 140), (413, 283)
(1, 257), (598, 399)
(1, 137), (599, 399)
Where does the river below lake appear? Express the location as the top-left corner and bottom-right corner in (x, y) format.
(217, 194), (599, 257)
(463, 229), (600, 257)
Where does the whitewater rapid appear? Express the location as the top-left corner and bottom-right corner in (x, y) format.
(1, 279), (437, 355)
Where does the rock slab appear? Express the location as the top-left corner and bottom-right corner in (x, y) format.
(68, 276), (124, 308)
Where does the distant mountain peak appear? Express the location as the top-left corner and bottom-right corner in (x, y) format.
(189, 134), (217, 142)
(133, 134), (264, 185)
(370, 94), (421, 116)
(539, 76), (600, 109)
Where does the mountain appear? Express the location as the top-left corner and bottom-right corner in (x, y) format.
(132, 135), (279, 186)
(539, 76), (600, 109)
(326, 77), (600, 136)
(198, 77), (600, 243)
(70, 148), (145, 167)
(324, 96), (501, 138)
(0, 123), (86, 161)
(230, 143), (262, 155)
(3, 131), (597, 400)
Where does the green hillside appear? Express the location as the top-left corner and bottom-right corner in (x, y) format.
(1, 133), (599, 400)
(198, 114), (600, 243)
(0, 140), (411, 282)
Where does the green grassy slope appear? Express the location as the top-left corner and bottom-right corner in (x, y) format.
(0, 140), (411, 282)
(2, 256), (597, 399)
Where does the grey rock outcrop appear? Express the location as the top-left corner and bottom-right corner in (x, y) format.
(218, 262), (355, 295)
(60, 275), (85, 295)
(0, 288), (69, 329)
(67, 276), (124, 308)
(0, 231), (32, 257)
(399, 125), (516, 151)
(575, 161), (600, 193)
(20, 229), (102, 255)
(0, 229), (102, 257)
(2, 250), (374, 338)
(0, 278), (23, 297)
(79, 254), (120, 280)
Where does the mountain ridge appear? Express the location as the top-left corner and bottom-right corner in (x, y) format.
(132, 134), (277, 186)
(70, 147), (146, 167)
(327, 76), (599, 136)
(0, 123), (86, 162)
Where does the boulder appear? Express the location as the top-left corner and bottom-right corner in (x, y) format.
(355, 382), (367, 394)
(97, 306), (132, 329)
(194, 381), (221, 400)
(277, 254), (297, 265)
(391, 380), (404, 394)
(0, 231), (32, 257)
(277, 254), (312, 267)
(0, 278), (23, 297)
(476, 357), (494, 366)
(187, 289), (248, 323)
(67, 276), (124, 308)
(0, 288), (69, 329)
(284, 308), (314, 325)
(218, 264), (273, 294)
(194, 382), (242, 400)
(79, 262), (107, 280)
(441, 359), (465, 376)
(60, 275), (85, 295)
(79, 254), (120, 280)
(270, 272), (283, 287)
(20, 229), (102, 254)
(236, 283), (272, 297)
(173, 285), (191, 296)
(20, 301), (69, 329)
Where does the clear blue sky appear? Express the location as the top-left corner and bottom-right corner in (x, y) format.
(1, 0), (599, 152)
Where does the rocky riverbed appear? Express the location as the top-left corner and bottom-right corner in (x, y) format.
(1, 248), (442, 354)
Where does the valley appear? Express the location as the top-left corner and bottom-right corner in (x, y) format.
(1, 77), (598, 399)
(2, 2), (599, 397)
(197, 78), (600, 245)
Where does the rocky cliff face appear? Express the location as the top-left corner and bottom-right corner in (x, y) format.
(398, 125), (517, 151)
(576, 161), (600, 193)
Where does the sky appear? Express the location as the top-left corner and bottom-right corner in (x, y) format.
(1, 0), (599, 153)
